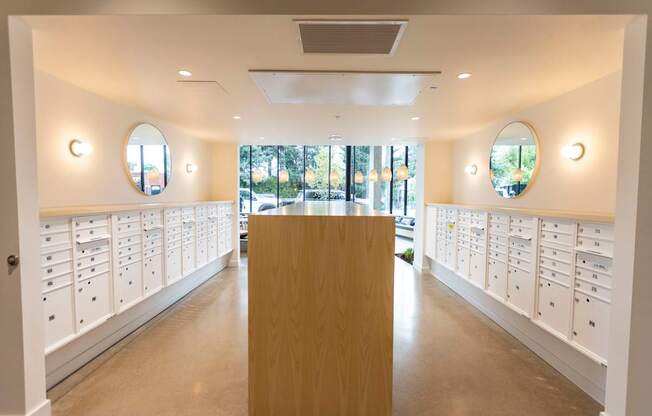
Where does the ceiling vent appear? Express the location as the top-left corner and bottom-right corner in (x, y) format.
(295, 19), (407, 55)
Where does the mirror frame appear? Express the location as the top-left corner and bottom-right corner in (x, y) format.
(488, 121), (541, 199)
(123, 122), (171, 196)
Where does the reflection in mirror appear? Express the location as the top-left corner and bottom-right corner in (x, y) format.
(489, 122), (538, 198)
(125, 123), (171, 196)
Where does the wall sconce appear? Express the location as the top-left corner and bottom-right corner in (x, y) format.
(368, 169), (378, 182)
(354, 170), (364, 184)
(381, 167), (392, 182)
(186, 163), (198, 173)
(562, 143), (585, 160)
(464, 164), (478, 175)
(69, 139), (92, 157)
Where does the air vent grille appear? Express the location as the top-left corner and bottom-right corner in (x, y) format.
(296, 20), (407, 55)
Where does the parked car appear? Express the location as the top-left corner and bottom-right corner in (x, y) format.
(240, 188), (278, 212)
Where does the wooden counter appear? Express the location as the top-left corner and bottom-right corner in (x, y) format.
(248, 202), (395, 416)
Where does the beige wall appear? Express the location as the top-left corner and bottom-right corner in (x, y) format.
(423, 140), (453, 203)
(210, 142), (239, 201)
(35, 70), (214, 208)
(448, 72), (621, 213)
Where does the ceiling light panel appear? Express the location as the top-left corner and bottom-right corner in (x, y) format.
(250, 70), (440, 106)
(295, 19), (408, 55)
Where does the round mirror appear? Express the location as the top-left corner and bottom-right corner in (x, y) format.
(489, 121), (538, 198)
(125, 123), (171, 196)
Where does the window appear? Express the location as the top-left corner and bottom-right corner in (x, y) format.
(392, 146), (406, 215)
(279, 145), (303, 204)
(330, 145), (346, 199)
(406, 146), (417, 217)
(352, 146), (370, 204)
(238, 144), (417, 216)
(251, 146), (278, 212)
(239, 145), (251, 213)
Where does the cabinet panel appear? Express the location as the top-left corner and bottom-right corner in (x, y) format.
(456, 246), (470, 278)
(572, 293), (610, 361)
(116, 262), (143, 310)
(574, 279), (611, 302)
(575, 267), (612, 289)
(487, 259), (507, 300)
(469, 251), (486, 288)
(196, 239), (208, 267)
(41, 217), (70, 234)
(507, 266), (533, 316)
(42, 273), (73, 292)
(166, 247), (183, 284)
(76, 250), (109, 270)
(76, 273), (112, 330)
(42, 285), (75, 350)
(576, 236), (613, 258)
(575, 252), (613, 275)
(541, 219), (575, 235)
(539, 256), (571, 275)
(539, 243), (573, 264)
(41, 247), (72, 267)
(541, 230), (573, 246)
(143, 254), (164, 295)
(42, 261), (73, 279)
(537, 278), (570, 336)
(182, 243), (196, 275)
(539, 266), (571, 287)
(578, 223), (614, 241)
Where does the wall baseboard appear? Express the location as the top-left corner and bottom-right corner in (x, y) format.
(45, 254), (231, 389)
(24, 400), (51, 416)
(429, 259), (607, 405)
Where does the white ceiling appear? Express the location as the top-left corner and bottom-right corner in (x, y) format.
(26, 15), (629, 145)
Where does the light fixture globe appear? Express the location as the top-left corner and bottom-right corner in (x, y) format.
(354, 170), (364, 184)
(305, 168), (316, 185)
(381, 167), (392, 182)
(464, 164), (478, 175)
(329, 170), (340, 185)
(511, 167), (524, 182)
(368, 169), (379, 182)
(396, 164), (409, 181)
(252, 168), (264, 184)
(279, 169), (289, 183)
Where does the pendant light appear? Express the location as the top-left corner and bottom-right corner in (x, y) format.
(305, 168), (315, 185)
(252, 168), (264, 184)
(279, 169), (289, 184)
(511, 167), (524, 182)
(381, 167), (392, 182)
(396, 163), (409, 181)
(369, 169), (378, 182)
(354, 170), (364, 184)
(330, 170), (340, 185)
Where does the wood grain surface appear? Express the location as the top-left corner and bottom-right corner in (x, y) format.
(248, 204), (395, 416)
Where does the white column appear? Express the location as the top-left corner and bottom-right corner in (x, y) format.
(413, 144), (427, 271)
(604, 15), (652, 416)
(0, 17), (50, 416)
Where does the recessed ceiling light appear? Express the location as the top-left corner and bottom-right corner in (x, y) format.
(329, 135), (343, 142)
(457, 72), (472, 80)
(411, 116), (420, 121)
(178, 69), (192, 77)
(233, 115), (241, 120)
(520, 137), (529, 141)
(259, 136), (265, 140)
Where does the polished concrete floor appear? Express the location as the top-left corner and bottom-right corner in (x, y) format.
(50, 258), (601, 415)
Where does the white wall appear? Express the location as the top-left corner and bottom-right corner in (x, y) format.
(34, 70), (214, 208)
(449, 72), (621, 213)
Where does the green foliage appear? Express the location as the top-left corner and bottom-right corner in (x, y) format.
(401, 248), (414, 264)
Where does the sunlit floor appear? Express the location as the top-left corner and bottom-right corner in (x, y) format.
(49, 258), (601, 415)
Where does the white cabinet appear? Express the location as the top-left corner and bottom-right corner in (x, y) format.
(487, 257), (507, 300)
(165, 208), (183, 284)
(112, 212), (142, 313)
(572, 293), (610, 361)
(425, 206), (437, 259)
(116, 261), (143, 310)
(39, 201), (232, 354)
(428, 204), (614, 365)
(537, 278), (570, 337)
(218, 203), (234, 256)
(42, 285), (75, 351)
(76, 273), (112, 332)
(74, 215), (113, 330)
(182, 207), (197, 276)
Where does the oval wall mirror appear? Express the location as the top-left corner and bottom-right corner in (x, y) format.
(489, 121), (538, 199)
(125, 123), (171, 196)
